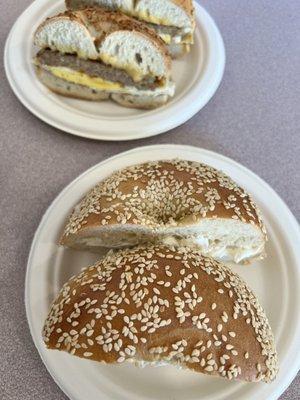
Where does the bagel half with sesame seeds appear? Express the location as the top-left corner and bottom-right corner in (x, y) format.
(60, 159), (267, 264)
(43, 245), (278, 382)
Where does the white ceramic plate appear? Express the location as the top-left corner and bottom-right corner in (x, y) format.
(26, 144), (300, 400)
(4, 0), (225, 141)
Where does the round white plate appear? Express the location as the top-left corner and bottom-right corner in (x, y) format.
(26, 144), (300, 400)
(4, 1), (225, 141)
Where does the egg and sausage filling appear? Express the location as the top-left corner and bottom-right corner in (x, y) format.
(146, 22), (193, 44)
(34, 49), (165, 93)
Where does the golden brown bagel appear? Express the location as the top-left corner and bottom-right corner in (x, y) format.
(43, 244), (278, 382)
(60, 159), (267, 264)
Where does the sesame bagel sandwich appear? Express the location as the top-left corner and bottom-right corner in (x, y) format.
(65, 0), (195, 58)
(43, 245), (278, 382)
(33, 8), (174, 109)
(60, 159), (267, 264)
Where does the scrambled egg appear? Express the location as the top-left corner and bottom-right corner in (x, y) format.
(137, 11), (171, 26)
(48, 66), (122, 91)
(159, 33), (172, 44)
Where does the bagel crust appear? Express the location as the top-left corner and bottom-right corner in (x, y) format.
(172, 0), (194, 23)
(60, 159), (267, 263)
(43, 245), (278, 382)
(66, 0), (195, 26)
(65, 0), (195, 54)
(34, 8), (171, 75)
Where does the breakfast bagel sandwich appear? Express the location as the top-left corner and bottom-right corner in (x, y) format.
(65, 0), (195, 57)
(33, 8), (174, 109)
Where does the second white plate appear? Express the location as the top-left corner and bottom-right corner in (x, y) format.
(4, 0), (225, 140)
(26, 145), (300, 400)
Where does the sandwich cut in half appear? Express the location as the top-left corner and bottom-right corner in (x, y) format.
(43, 245), (278, 382)
(65, 0), (195, 58)
(60, 159), (267, 264)
(33, 8), (174, 109)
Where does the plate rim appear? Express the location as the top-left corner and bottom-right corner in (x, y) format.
(25, 144), (300, 400)
(4, 0), (225, 141)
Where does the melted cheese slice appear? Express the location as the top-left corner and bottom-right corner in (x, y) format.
(182, 33), (194, 44)
(136, 11), (172, 26)
(159, 33), (172, 44)
(48, 66), (122, 91)
(158, 33), (193, 45)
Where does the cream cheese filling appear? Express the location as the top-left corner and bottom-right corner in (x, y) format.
(78, 237), (134, 248)
(161, 236), (264, 263)
(75, 234), (264, 263)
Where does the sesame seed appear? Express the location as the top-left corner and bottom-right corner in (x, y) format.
(207, 359), (215, 366)
(257, 363), (261, 372)
(44, 199), (275, 382)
